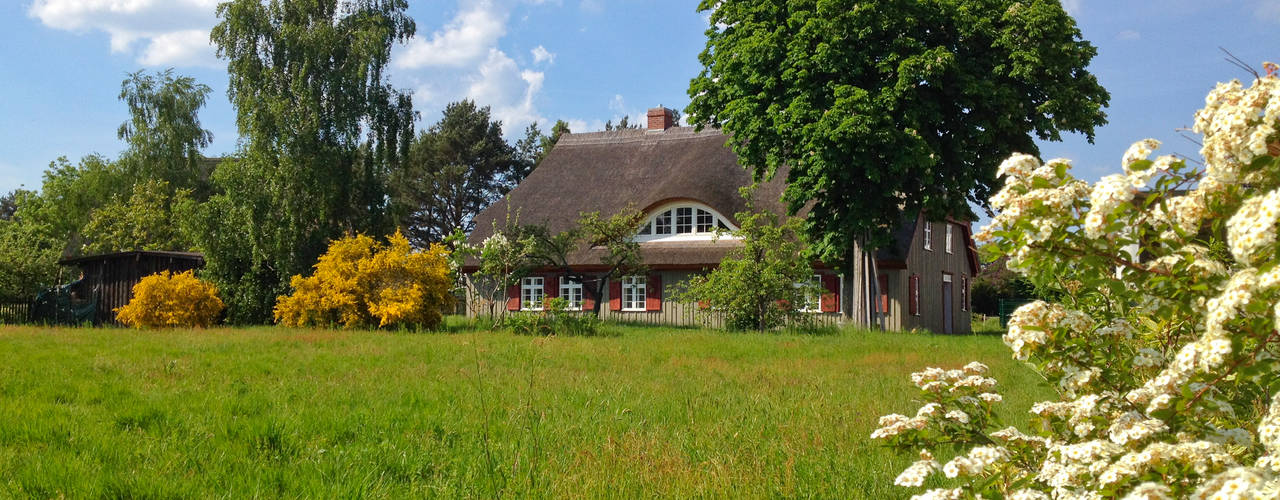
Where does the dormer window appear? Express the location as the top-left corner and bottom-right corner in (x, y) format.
(635, 202), (738, 242)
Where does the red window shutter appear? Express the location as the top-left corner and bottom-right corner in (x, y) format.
(909, 275), (919, 316)
(582, 277), (596, 311)
(544, 274), (558, 299)
(820, 274), (839, 313)
(646, 273), (662, 311)
(877, 274), (889, 314)
(506, 283), (520, 311)
(609, 279), (622, 311)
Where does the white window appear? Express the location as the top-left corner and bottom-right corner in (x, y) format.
(521, 277), (544, 311)
(923, 222), (933, 251)
(635, 203), (739, 242)
(945, 224), (954, 254)
(622, 276), (646, 311)
(560, 276), (583, 310)
(799, 274), (823, 312)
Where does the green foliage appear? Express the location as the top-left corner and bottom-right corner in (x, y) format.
(203, 0), (416, 323)
(523, 206), (646, 314)
(79, 180), (195, 255)
(674, 189), (816, 331)
(505, 297), (603, 336)
(392, 100), (520, 246)
(686, 0), (1110, 264)
(969, 254), (1036, 316)
(116, 69), (214, 196)
(536, 120), (570, 166)
(0, 191), (64, 301)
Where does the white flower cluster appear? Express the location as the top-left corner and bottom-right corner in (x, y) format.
(871, 412), (928, 440)
(886, 69), (1280, 499)
(1004, 301), (1093, 361)
(942, 446), (1010, 478)
(1227, 189), (1280, 264)
(895, 449), (939, 487)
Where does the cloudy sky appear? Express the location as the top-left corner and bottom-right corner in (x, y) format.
(2, 0), (1279, 197)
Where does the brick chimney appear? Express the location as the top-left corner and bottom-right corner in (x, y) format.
(647, 106), (675, 131)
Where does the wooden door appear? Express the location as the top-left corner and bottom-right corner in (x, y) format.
(942, 273), (954, 334)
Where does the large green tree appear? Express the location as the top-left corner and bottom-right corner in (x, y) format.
(202, 0), (416, 322)
(687, 0), (1109, 266)
(116, 69), (215, 196)
(393, 100), (517, 246)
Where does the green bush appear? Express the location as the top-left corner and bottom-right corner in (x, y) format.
(506, 297), (602, 336)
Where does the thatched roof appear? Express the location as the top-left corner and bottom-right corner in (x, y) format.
(468, 126), (787, 266)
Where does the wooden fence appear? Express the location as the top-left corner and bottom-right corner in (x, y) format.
(0, 302), (31, 324)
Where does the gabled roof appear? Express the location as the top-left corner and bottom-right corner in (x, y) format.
(469, 126), (787, 245)
(58, 250), (204, 266)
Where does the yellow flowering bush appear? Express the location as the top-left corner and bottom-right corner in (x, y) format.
(115, 270), (224, 328)
(273, 230), (454, 330)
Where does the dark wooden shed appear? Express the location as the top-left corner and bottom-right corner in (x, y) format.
(57, 251), (205, 324)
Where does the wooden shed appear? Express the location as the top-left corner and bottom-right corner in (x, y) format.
(57, 251), (205, 324)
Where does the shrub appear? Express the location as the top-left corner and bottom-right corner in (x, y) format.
(873, 68), (1280, 498)
(273, 230), (454, 330)
(115, 270), (224, 328)
(507, 297), (602, 336)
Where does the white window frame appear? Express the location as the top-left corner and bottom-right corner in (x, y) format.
(945, 224), (954, 254)
(521, 277), (544, 311)
(559, 276), (583, 310)
(621, 276), (647, 311)
(923, 222), (933, 251)
(635, 202), (740, 242)
(799, 274), (823, 313)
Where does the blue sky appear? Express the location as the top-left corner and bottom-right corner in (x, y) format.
(2, 0), (1279, 199)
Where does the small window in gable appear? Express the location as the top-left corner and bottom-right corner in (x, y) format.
(923, 223), (933, 251)
(654, 211), (672, 235)
(945, 224), (954, 254)
(696, 209), (714, 232)
(676, 207), (694, 233)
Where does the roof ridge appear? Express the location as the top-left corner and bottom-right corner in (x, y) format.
(556, 126), (725, 147)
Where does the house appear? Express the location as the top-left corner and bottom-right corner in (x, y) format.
(55, 250), (204, 324)
(465, 107), (978, 333)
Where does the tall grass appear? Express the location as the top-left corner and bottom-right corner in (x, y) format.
(0, 324), (1045, 498)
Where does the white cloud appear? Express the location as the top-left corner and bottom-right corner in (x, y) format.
(28, 0), (220, 67)
(1116, 29), (1140, 40)
(395, 0), (508, 69)
(531, 45), (555, 64)
(465, 49), (545, 129)
(1060, 0), (1081, 16)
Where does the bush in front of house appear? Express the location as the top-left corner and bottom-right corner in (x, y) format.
(273, 230), (455, 330)
(116, 270), (224, 328)
(506, 297), (603, 336)
(872, 71), (1280, 498)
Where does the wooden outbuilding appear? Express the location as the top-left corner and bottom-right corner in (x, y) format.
(57, 251), (205, 324)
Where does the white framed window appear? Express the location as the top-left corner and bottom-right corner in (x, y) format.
(945, 224), (954, 254)
(799, 274), (823, 312)
(923, 222), (933, 251)
(521, 277), (544, 311)
(635, 202), (738, 242)
(622, 276), (646, 311)
(559, 276), (583, 310)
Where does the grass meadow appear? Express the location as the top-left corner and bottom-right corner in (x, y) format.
(0, 322), (1047, 498)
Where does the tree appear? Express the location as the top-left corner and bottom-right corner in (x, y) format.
(873, 71), (1280, 497)
(79, 179), (195, 255)
(0, 190), (64, 301)
(523, 206), (646, 316)
(0, 190), (19, 221)
(393, 100), (517, 246)
(513, 122), (545, 180)
(674, 188), (816, 331)
(686, 0), (1110, 313)
(604, 115), (641, 131)
(116, 69), (214, 196)
(203, 0), (416, 323)
(536, 120), (571, 166)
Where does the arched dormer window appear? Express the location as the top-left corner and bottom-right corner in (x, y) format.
(635, 202), (739, 242)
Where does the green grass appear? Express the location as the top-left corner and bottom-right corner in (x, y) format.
(0, 322), (1047, 498)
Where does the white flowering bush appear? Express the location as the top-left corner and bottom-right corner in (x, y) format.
(874, 66), (1280, 499)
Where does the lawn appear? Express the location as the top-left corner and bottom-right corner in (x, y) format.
(0, 322), (1046, 498)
